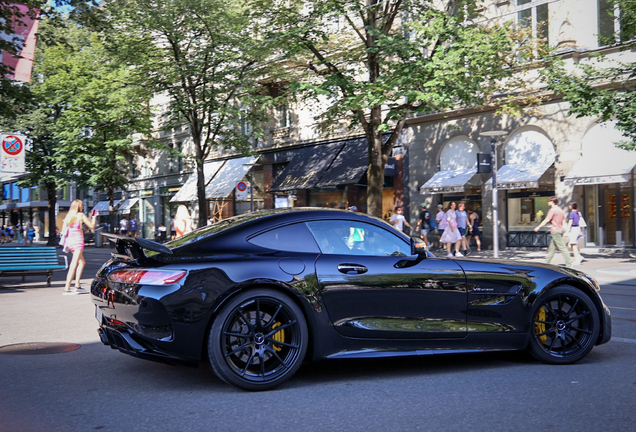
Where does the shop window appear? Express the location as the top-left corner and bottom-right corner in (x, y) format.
(507, 194), (550, 231)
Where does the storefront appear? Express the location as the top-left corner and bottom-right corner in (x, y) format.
(419, 135), (483, 216)
(564, 121), (636, 247)
(267, 134), (398, 216)
(487, 129), (556, 247)
(170, 156), (258, 223)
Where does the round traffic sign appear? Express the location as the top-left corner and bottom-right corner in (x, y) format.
(2, 135), (23, 156)
(237, 181), (247, 192)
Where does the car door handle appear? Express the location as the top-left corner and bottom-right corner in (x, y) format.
(337, 264), (368, 274)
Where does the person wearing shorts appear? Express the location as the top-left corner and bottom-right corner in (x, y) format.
(415, 203), (431, 247)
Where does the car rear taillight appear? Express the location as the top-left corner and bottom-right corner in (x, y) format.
(108, 269), (187, 285)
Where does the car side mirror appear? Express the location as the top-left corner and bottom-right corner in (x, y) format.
(410, 237), (428, 257)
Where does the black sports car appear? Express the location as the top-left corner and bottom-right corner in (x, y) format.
(92, 208), (611, 391)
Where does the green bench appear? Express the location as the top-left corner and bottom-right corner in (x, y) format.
(0, 247), (68, 287)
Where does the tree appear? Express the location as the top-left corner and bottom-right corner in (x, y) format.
(4, 16), (152, 242)
(255, 0), (549, 217)
(100, 0), (272, 227)
(0, 1), (99, 118)
(543, 0), (636, 150)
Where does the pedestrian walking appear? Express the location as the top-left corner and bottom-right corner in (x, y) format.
(415, 203), (431, 247)
(435, 204), (447, 249)
(389, 205), (413, 234)
(534, 196), (572, 267)
(157, 223), (167, 242)
(455, 202), (471, 255)
(26, 223), (34, 246)
(567, 202), (584, 265)
(128, 215), (138, 237)
(61, 199), (97, 295)
(174, 205), (193, 238)
(467, 209), (482, 252)
(440, 201), (463, 257)
(119, 217), (128, 236)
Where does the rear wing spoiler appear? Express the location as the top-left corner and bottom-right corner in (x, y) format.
(102, 233), (173, 262)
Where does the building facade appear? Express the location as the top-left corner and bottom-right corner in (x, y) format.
(405, 0), (636, 249)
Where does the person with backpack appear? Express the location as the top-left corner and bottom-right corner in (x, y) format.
(415, 203), (432, 248)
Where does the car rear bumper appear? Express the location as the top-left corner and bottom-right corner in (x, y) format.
(98, 325), (196, 366)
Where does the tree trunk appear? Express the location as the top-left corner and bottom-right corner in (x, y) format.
(193, 134), (207, 228)
(46, 184), (57, 247)
(366, 106), (386, 218)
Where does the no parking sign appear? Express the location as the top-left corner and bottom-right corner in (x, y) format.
(236, 181), (248, 200)
(1, 134), (26, 175)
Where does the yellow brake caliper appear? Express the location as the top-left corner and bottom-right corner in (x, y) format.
(271, 322), (284, 352)
(535, 306), (547, 344)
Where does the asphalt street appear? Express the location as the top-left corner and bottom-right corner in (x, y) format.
(1, 241), (635, 431)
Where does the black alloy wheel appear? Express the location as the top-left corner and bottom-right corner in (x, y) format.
(529, 285), (600, 364)
(208, 288), (308, 391)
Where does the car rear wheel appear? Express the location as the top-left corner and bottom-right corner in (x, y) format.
(208, 288), (308, 391)
(529, 285), (600, 364)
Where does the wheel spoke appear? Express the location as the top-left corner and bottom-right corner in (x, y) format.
(255, 299), (263, 330)
(569, 325), (592, 335)
(265, 320), (297, 338)
(564, 330), (583, 349)
(566, 310), (590, 324)
(236, 308), (254, 332)
(223, 331), (251, 339)
(267, 339), (299, 349)
(564, 299), (580, 318)
(266, 303), (283, 327)
(259, 351), (266, 378)
(264, 344), (288, 368)
(240, 349), (257, 377)
(225, 341), (252, 358)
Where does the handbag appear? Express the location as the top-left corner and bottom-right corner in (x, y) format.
(59, 227), (70, 252)
(579, 215), (587, 228)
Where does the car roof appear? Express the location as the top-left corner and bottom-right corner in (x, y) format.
(164, 208), (404, 250)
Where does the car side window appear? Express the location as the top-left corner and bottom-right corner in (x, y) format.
(248, 223), (320, 253)
(306, 220), (411, 257)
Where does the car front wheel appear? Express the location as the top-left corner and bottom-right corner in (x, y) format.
(529, 285), (600, 364)
(208, 288), (308, 391)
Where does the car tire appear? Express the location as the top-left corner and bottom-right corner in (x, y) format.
(528, 285), (600, 365)
(208, 288), (308, 391)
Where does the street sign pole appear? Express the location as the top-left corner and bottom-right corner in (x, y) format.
(481, 130), (508, 259)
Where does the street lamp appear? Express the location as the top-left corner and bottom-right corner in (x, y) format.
(481, 130), (508, 258)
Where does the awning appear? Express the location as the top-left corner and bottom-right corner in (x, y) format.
(315, 137), (368, 188)
(269, 142), (344, 192)
(205, 156), (258, 198)
(117, 198), (139, 214)
(92, 200), (120, 216)
(486, 162), (553, 190)
(419, 168), (478, 194)
(170, 161), (223, 203)
(564, 122), (636, 185)
(564, 156), (636, 185)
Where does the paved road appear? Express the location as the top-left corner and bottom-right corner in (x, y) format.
(1, 243), (635, 431)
